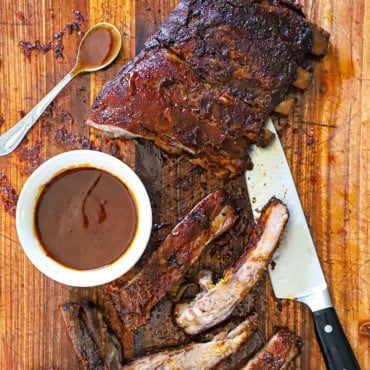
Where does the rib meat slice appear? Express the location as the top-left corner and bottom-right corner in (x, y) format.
(86, 0), (329, 177)
(61, 301), (123, 370)
(175, 197), (288, 335)
(121, 315), (258, 370)
(242, 328), (302, 370)
(106, 190), (237, 329)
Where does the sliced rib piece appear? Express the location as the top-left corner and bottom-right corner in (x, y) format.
(241, 328), (302, 370)
(107, 190), (237, 330)
(85, 0), (329, 178)
(121, 316), (259, 370)
(61, 301), (123, 370)
(175, 198), (288, 335)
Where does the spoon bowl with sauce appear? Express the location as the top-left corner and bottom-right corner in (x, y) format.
(72, 22), (122, 75)
(16, 150), (152, 287)
(0, 22), (122, 156)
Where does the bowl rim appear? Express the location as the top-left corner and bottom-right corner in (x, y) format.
(16, 150), (152, 287)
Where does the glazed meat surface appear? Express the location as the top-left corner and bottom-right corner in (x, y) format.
(61, 302), (123, 370)
(121, 316), (259, 370)
(175, 198), (288, 335)
(242, 328), (302, 370)
(107, 190), (237, 329)
(86, 0), (329, 177)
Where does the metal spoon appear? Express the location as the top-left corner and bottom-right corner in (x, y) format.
(0, 22), (122, 156)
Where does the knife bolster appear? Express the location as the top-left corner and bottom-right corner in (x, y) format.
(297, 287), (333, 312)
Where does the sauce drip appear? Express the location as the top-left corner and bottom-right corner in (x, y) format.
(35, 168), (137, 270)
(78, 27), (112, 68)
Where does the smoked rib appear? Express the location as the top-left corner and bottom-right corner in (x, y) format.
(121, 316), (259, 370)
(61, 302), (123, 370)
(106, 190), (237, 329)
(86, 0), (329, 177)
(175, 198), (288, 335)
(242, 328), (302, 370)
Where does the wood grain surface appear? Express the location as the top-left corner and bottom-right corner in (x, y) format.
(0, 1), (369, 369)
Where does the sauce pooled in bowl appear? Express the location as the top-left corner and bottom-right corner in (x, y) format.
(35, 167), (137, 270)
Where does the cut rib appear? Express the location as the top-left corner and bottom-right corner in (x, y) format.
(175, 197), (288, 335)
(61, 301), (123, 370)
(121, 315), (259, 370)
(241, 327), (302, 370)
(106, 190), (237, 330)
(85, 0), (329, 177)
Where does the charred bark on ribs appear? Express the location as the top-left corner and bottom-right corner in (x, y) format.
(121, 316), (259, 370)
(106, 190), (237, 330)
(175, 197), (289, 335)
(86, 0), (329, 177)
(241, 327), (302, 370)
(61, 301), (123, 370)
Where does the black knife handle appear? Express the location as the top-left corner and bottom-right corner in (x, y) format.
(312, 307), (360, 370)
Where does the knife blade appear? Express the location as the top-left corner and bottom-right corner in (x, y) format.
(246, 118), (359, 370)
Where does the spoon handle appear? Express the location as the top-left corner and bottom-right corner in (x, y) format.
(0, 72), (74, 156)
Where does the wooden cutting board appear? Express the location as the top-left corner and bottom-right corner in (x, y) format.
(0, 1), (369, 369)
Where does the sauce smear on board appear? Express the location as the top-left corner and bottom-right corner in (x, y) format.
(35, 168), (137, 270)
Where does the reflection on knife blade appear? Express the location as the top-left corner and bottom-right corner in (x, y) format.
(246, 118), (328, 306)
(246, 118), (360, 370)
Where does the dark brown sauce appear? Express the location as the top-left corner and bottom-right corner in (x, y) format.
(78, 27), (113, 68)
(35, 168), (137, 270)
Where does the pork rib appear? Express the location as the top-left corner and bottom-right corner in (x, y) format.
(121, 315), (258, 370)
(107, 190), (237, 329)
(61, 302), (123, 370)
(86, 0), (329, 177)
(242, 328), (302, 370)
(175, 198), (288, 335)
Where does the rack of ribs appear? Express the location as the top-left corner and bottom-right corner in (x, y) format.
(86, 0), (329, 177)
(175, 197), (288, 335)
(106, 190), (237, 330)
(121, 315), (259, 370)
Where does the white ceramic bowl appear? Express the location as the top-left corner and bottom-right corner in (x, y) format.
(16, 150), (152, 287)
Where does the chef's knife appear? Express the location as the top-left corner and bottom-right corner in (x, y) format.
(246, 119), (360, 370)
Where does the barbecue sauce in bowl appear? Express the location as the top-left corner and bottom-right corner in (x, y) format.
(35, 168), (137, 270)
